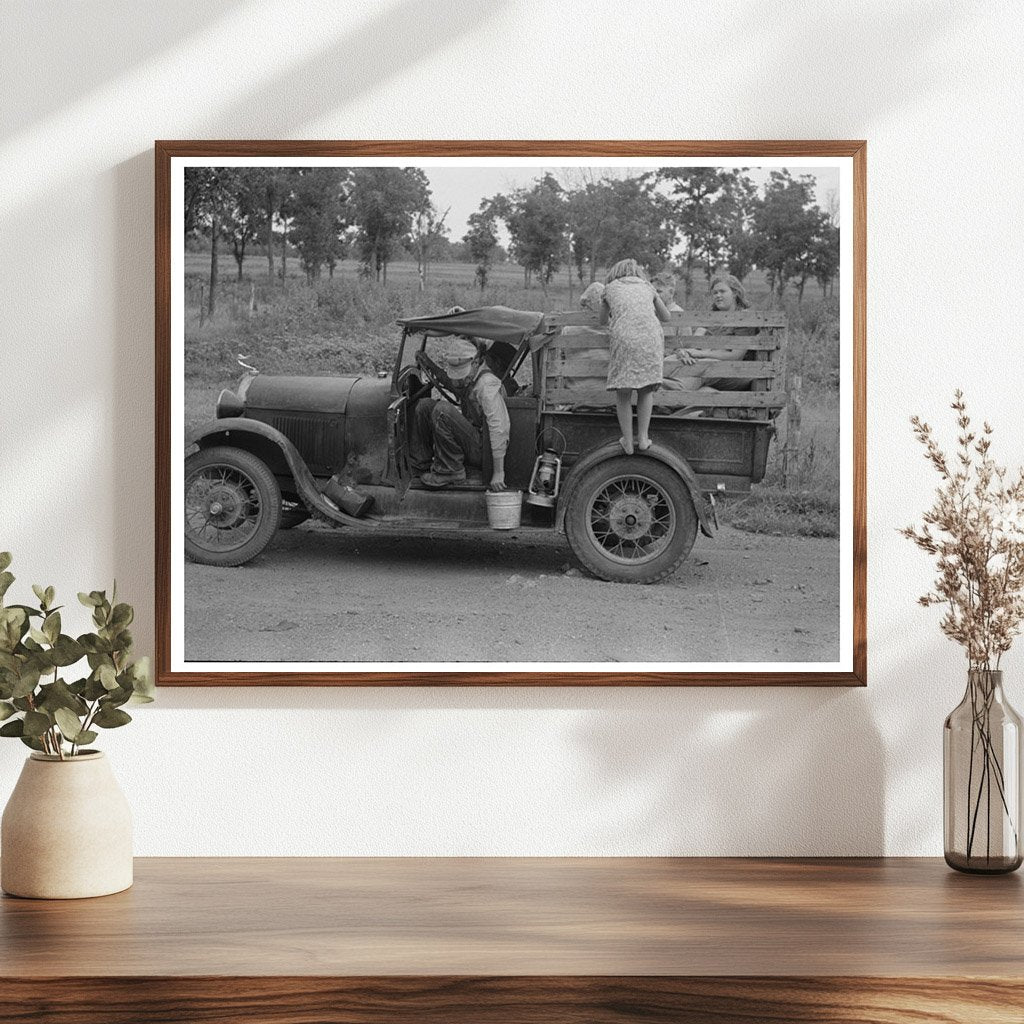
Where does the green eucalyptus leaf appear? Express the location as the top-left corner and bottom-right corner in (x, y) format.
(75, 730), (98, 746)
(50, 635), (85, 667)
(22, 710), (51, 738)
(0, 607), (27, 651)
(0, 700), (15, 721)
(42, 611), (60, 644)
(0, 572), (14, 601)
(28, 627), (49, 646)
(0, 718), (25, 737)
(78, 592), (100, 608)
(104, 685), (132, 709)
(11, 665), (41, 699)
(9, 604), (43, 619)
(31, 584), (47, 608)
(19, 735), (45, 752)
(0, 651), (18, 674)
(12, 697), (33, 712)
(83, 675), (108, 701)
(53, 707), (85, 741)
(129, 655), (152, 679)
(98, 664), (118, 691)
(93, 705), (131, 729)
(80, 635), (112, 656)
(37, 679), (88, 717)
(0, 552), (11, 573)
(128, 657), (154, 699)
(44, 586), (55, 608)
(110, 603), (133, 629)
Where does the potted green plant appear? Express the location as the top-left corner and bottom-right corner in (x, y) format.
(0, 552), (153, 898)
(903, 393), (1024, 873)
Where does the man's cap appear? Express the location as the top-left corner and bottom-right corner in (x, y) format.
(443, 336), (480, 379)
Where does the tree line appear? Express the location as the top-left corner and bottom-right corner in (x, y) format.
(467, 168), (839, 306)
(185, 165), (839, 316)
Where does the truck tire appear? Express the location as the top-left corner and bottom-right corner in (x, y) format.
(184, 446), (282, 567)
(565, 456), (698, 584)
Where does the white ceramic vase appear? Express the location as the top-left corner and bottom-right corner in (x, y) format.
(1, 751), (133, 899)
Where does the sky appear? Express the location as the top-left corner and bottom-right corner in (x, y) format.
(423, 164), (842, 242)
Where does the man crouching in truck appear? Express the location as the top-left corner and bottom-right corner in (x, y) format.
(409, 334), (510, 492)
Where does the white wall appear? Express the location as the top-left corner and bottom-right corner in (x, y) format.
(1, 0), (1022, 855)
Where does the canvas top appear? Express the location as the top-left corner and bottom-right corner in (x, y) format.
(397, 306), (545, 347)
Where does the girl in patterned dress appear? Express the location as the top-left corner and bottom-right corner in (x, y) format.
(599, 259), (671, 454)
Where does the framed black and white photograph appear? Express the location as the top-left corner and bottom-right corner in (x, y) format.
(156, 141), (865, 686)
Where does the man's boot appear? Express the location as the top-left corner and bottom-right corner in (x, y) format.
(419, 468), (467, 489)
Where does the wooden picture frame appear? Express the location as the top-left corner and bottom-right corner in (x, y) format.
(156, 140), (866, 686)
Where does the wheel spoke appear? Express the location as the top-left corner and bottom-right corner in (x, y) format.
(585, 471), (678, 566)
(185, 462), (269, 553)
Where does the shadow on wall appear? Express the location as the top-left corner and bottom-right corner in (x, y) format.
(733, 0), (969, 129)
(570, 686), (884, 856)
(203, 0), (508, 137)
(0, 2), (244, 138)
(113, 151), (158, 662)
(876, 631), (967, 856)
(142, 681), (885, 856)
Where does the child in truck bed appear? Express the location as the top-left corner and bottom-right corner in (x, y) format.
(599, 259), (671, 454)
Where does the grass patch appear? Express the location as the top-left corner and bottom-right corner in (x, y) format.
(723, 382), (840, 539)
(721, 488), (839, 538)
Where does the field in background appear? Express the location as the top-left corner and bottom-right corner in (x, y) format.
(184, 256), (840, 537)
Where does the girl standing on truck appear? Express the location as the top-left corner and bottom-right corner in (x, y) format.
(599, 259), (671, 454)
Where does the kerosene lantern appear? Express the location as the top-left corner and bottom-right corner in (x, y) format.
(527, 426), (567, 509)
(526, 448), (562, 508)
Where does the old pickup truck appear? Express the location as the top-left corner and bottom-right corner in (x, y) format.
(184, 304), (787, 583)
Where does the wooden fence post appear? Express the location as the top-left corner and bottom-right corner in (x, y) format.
(782, 373), (803, 489)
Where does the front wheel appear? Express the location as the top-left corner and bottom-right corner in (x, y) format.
(184, 446), (282, 566)
(565, 456), (698, 583)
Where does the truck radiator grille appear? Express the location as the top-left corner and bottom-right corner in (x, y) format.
(266, 414), (341, 476)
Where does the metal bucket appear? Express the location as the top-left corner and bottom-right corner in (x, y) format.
(485, 489), (523, 530)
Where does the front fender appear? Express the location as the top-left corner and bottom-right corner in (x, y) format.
(186, 418), (372, 529)
(555, 440), (715, 538)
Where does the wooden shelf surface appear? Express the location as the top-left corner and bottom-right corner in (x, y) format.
(2, 857), (1023, 1023)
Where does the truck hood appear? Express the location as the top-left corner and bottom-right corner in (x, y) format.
(244, 374), (362, 416)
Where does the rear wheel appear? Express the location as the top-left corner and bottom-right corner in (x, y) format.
(565, 456), (698, 583)
(184, 446), (282, 566)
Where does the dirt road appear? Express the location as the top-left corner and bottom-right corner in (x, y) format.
(183, 523), (840, 665)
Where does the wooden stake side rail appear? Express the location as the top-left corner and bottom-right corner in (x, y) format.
(553, 359), (777, 379)
(551, 333), (780, 351)
(544, 389), (786, 409)
(545, 310), (789, 329)
(1, 858), (1022, 1023)
(538, 310), (786, 420)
